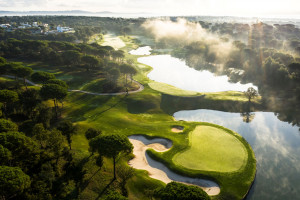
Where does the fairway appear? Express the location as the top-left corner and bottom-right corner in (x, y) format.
(173, 125), (248, 172)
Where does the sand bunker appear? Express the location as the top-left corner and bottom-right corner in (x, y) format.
(128, 135), (220, 196)
(171, 125), (184, 133)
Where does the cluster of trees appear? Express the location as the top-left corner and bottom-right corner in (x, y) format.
(0, 39), (137, 92)
(0, 57), (86, 199)
(166, 19), (300, 126)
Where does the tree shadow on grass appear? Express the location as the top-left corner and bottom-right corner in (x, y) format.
(95, 179), (115, 200)
(89, 94), (128, 120)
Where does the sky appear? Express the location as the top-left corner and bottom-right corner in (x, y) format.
(0, 0), (300, 17)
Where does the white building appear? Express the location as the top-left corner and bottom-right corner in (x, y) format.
(0, 24), (10, 28)
(57, 25), (75, 33)
(32, 22), (38, 27)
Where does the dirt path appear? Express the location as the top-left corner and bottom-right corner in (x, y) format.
(128, 135), (220, 196)
(3, 75), (144, 96)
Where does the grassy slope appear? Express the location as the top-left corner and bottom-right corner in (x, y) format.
(173, 125), (247, 172)
(64, 35), (257, 199)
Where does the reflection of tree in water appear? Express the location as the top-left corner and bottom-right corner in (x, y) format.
(241, 111), (255, 123)
(241, 101), (255, 123)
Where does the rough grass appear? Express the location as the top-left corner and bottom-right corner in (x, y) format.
(173, 125), (247, 172)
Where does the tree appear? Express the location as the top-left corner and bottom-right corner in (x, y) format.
(62, 50), (82, 66)
(121, 27), (131, 37)
(46, 79), (68, 89)
(40, 84), (68, 118)
(19, 88), (41, 118)
(108, 68), (120, 84)
(154, 182), (210, 200)
(81, 55), (100, 71)
(127, 65), (137, 83)
(57, 120), (76, 150)
(102, 190), (128, 200)
(31, 71), (55, 84)
(46, 129), (66, 164)
(32, 123), (49, 148)
(0, 166), (31, 200)
(0, 131), (40, 168)
(15, 66), (33, 89)
(112, 50), (125, 62)
(0, 144), (12, 165)
(120, 64), (132, 85)
(89, 134), (133, 180)
(0, 56), (6, 64)
(85, 128), (101, 140)
(244, 87), (258, 102)
(0, 119), (18, 132)
(0, 89), (19, 118)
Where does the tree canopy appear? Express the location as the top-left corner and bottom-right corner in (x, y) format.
(154, 182), (210, 200)
(0, 166), (31, 199)
(31, 71), (56, 84)
(0, 119), (18, 132)
(89, 134), (133, 180)
(244, 87), (258, 102)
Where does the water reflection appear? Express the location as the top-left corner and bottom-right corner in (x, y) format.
(138, 55), (257, 92)
(174, 109), (300, 200)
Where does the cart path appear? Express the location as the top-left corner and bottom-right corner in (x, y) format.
(3, 75), (144, 95)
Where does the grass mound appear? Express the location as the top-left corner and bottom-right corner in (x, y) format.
(173, 125), (247, 172)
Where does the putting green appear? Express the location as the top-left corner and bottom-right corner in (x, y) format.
(173, 125), (248, 172)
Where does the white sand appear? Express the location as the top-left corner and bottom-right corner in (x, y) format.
(171, 126), (184, 133)
(128, 135), (220, 196)
(102, 34), (125, 50)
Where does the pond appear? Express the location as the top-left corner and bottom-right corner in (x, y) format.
(138, 55), (257, 92)
(129, 46), (152, 55)
(174, 109), (300, 200)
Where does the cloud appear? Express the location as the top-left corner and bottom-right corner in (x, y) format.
(142, 18), (234, 63)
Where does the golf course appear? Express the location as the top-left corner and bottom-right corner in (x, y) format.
(64, 35), (257, 199)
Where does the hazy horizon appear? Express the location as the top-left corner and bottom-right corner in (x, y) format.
(0, 0), (300, 19)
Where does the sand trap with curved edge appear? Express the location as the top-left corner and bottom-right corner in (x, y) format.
(171, 126), (184, 133)
(128, 135), (220, 196)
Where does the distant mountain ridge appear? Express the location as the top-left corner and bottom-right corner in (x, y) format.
(0, 10), (147, 15)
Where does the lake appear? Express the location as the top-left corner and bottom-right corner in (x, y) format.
(174, 109), (300, 200)
(138, 54), (257, 92)
(129, 46), (152, 55)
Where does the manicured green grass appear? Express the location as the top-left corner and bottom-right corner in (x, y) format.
(148, 81), (261, 103)
(148, 82), (200, 96)
(173, 125), (247, 172)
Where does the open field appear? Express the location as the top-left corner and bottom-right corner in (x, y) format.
(173, 125), (247, 172)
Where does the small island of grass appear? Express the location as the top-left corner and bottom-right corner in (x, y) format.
(173, 125), (247, 172)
